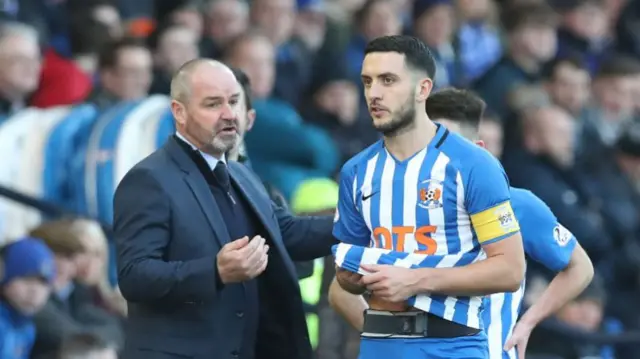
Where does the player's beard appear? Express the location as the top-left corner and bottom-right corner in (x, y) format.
(375, 95), (417, 138)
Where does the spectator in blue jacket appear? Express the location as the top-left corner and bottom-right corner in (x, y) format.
(0, 237), (55, 359)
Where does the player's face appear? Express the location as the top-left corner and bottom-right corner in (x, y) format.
(172, 65), (241, 156)
(361, 52), (424, 137)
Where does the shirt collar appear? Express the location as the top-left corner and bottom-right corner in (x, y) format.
(175, 131), (226, 171)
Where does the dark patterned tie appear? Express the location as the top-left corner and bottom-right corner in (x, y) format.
(213, 161), (231, 192)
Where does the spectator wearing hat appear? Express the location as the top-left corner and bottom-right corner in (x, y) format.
(0, 237), (55, 359)
(300, 56), (375, 165)
(28, 219), (123, 359)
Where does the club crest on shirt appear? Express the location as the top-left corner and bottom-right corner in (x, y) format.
(418, 179), (443, 209)
(553, 224), (572, 247)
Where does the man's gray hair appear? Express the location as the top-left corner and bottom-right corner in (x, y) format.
(0, 21), (39, 46)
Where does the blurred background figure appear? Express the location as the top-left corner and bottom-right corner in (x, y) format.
(58, 333), (118, 359)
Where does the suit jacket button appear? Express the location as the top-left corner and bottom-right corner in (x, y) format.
(236, 311), (244, 318)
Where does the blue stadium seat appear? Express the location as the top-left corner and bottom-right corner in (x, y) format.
(80, 95), (171, 225)
(0, 107), (76, 239)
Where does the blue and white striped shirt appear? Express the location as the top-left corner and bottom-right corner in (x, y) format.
(332, 125), (521, 329)
(484, 188), (576, 359)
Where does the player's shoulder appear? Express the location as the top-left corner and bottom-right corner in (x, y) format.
(509, 187), (555, 227)
(339, 140), (384, 179)
(438, 131), (503, 175)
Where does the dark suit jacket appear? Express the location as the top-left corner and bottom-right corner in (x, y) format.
(113, 136), (335, 359)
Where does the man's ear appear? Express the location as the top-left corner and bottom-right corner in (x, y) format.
(171, 100), (187, 127)
(475, 140), (486, 148)
(246, 109), (256, 131)
(416, 77), (433, 102)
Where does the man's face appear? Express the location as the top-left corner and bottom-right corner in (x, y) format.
(250, 0), (295, 45)
(479, 120), (503, 159)
(206, 0), (249, 46)
(235, 86), (255, 138)
(103, 46), (152, 101)
(514, 25), (557, 62)
(361, 0), (402, 40)
(534, 108), (576, 167)
(593, 75), (635, 119)
(156, 27), (199, 74)
(173, 64), (241, 156)
(548, 63), (590, 114)
(315, 80), (359, 126)
(0, 34), (41, 100)
(565, 4), (608, 41)
(362, 52), (429, 136)
(414, 4), (454, 48)
(227, 37), (275, 99)
(54, 254), (77, 290)
(3, 277), (51, 315)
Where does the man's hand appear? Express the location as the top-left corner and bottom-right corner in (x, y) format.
(217, 236), (269, 283)
(335, 267), (366, 295)
(504, 321), (534, 358)
(360, 264), (418, 302)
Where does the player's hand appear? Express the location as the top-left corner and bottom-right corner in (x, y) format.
(504, 321), (534, 359)
(360, 264), (417, 302)
(217, 235), (269, 284)
(335, 267), (366, 295)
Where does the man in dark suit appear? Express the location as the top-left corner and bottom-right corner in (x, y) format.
(113, 59), (336, 359)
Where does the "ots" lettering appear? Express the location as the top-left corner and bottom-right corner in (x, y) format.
(372, 226), (438, 254)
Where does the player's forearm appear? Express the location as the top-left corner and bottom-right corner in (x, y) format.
(413, 254), (524, 296)
(519, 245), (594, 327)
(328, 277), (369, 331)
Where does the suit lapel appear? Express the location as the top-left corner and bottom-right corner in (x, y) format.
(228, 167), (278, 241)
(164, 137), (231, 247)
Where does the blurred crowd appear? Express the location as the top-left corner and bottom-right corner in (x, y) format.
(1, 0), (640, 358)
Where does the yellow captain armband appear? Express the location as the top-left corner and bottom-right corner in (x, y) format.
(470, 201), (520, 244)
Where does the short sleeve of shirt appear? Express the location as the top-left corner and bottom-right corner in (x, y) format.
(511, 189), (576, 272)
(463, 150), (520, 245)
(332, 164), (371, 246)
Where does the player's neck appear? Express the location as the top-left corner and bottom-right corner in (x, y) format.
(384, 117), (438, 161)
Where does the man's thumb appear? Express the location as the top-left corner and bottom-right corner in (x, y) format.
(227, 236), (249, 249)
(503, 337), (515, 351)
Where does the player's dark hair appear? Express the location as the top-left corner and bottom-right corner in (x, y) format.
(230, 67), (253, 110)
(595, 54), (640, 79)
(425, 88), (486, 130)
(364, 35), (437, 80)
(541, 54), (588, 80)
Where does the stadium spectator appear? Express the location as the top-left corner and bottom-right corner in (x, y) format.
(200, 0), (249, 59)
(30, 16), (112, 108)
(58, 333), (117, 359)
(294, 0), (328, 55)
(0, 237), (55, 359)
(478, 112), (504, 159)
(473, 1), (558, 118)
(155, 0), (203, 39)
(227, 67), (256, 164)
(71, 219), (127, 317)
(411, 0), (458, 88)
(343, 0), (402, 82)
(0, 21), (41, 116)
(454, 0), (502, 83)
(299, 57), (370, 164)
(250, 0), (314, 105)
(224, 31), (340, 199)
(88, 37), (152, 109)
(148, 21), (199, 95)
(553, 0), (612, 74)
(502, 105), (615, 262)
(542, 56), (591, 117)
(28, 220), (123, 359)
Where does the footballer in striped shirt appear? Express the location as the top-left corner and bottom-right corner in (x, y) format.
(332, 35), (526, 358)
